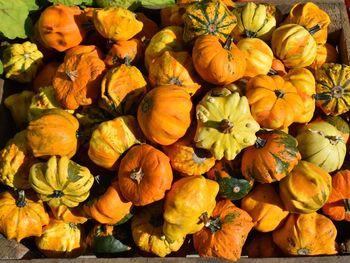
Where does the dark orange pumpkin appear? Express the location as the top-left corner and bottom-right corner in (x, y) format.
(104, 39), (144, 67)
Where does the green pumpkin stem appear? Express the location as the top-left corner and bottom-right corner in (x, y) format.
(199, 212), (221, 233)
(245, 30), (257, 38)
(15, 190), (27, 208)
(130, 167), (144, 184)
(53, 190), (64, 198)
(308, 24), (321, 36)
(123, 56), (131, 66)
(223, 36), (234, 50)
(255, 137), (267, 148)
(344, 199), (350, 214)
(268, 68), (278, 75)
(219, 119), (234, 134)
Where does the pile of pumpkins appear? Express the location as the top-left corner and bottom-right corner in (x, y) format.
(1, 0), (350, 260)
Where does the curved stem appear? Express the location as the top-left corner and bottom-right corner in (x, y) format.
(268, 68), (278, 75)
(15, 190), (27, 208)
(223, 36), (234, 51)
(255, 137), (267, 148)
(219, 119), (234, 134)
(245, 30), (257, 38)
(130, 167), (144, 184)
(344, 198), (350, 214)
(308, 24), (321, 35)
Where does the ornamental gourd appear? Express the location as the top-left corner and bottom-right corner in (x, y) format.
(247, 233), (283, 258)
(193, 199), (254, 261)
(309, 43), (338, 71)
(132, 201), (186, 257)
(2, 41), (43, 83)
(241, 129), (301, 184)
(183, 0), (237, 43)
(104, 39), (144, 67)
(29, 156), (94, 208)
(118, 144), (173, 206)
(192, 35), (246, 85)
(272, 213), (338, 256)
(296, 121), (346, 172)
(195, 87), (260, 160)
(314, 63), (350, 116)
(50, 205), (88, 224)
(241, 184), (289, 232)
(163, 175), (219, 241)
(137, 85), (193, 146)
(279, 161), (332, 214)
(0, 190), (49, 242)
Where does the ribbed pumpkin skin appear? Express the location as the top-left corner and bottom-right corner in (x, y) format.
(241, 130), (301, 184)
(193, 199), (254, 261)
(183, 0), (237, 43)
(271, 24), (317, 69)
(315, 63), (350, 116)
(279, 161), (332, 214)
(272, 213), (338, 256)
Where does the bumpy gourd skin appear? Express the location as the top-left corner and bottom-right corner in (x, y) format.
(163, 175), (219, 241)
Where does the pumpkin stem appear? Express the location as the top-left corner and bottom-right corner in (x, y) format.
(65, 70), (79, 82)
(344, 199), (350, 214)
(123, 56), (131, 66)
(307, 128), (344, 145)
(274, 89), (284, 98)
(52, 190), (64, 198)
(313, 93), (332, 101)
(268, 68), (278, 75)
(15, 190), (27, 208)
(200, 212), (221, 233)
(130, 167), (144, 184)
(297, 248), (310, 255)
(255, 137), (267, 148)
(219, 119), (234, 134)
(169, 77), (182, 86)
(245, 30), (257, 38)
(308, 24), (321, 35)
(199, 212), (210, 226)
(223, 36), (234, 51)
(68, 222), (78, 229)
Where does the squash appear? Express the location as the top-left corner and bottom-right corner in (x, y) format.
(29, 155), (94, 208)
(314, 63), (350, 116)
(35, 219), (86, 258)
(322, 169), (350, 222)
(241, 129), (301, 184)
(99, 64), (147, 116)
(270, 58), (287, 76)
(163, 175), (219, 241)
(33, 61), (60, 92)
(231, 2), (280, 41)
(2, 41), (43, 83)
(118, 144), (173, 206)
(132, 201), (185, 257)
(271, 24), (317, 69)
(272, 213), (337, 256)
(37, 5), (86, 52)
(137, 85), (193, 146)
(0, 130), (37, 190)
(50, 205), (88, 224)
(279, 161), (332, 214)
(64, 45), (104, 60)
(236, 38), (273, 78)
(0, 190), (49, 242)
(160, 4), (186, 27)
(104, 39), (144, 67)
(192, 35), (246, 85)
(206, 158), (253, 201)
(88, 115), (144, 170)
(247, 233), (283, 258)
(296, 121), (346, 172)
(193, 199), (254, 261)
(241, 183), (289, 232)
(317, 115), (350, 143)
(93, 7), (143, 41)
(183, 0), (237, 43)
(148, 51), (201, 96)
(195, 87), (260, 160)
(27, 108), (79, 159)
(134, 12), (159, 41)
(309, 43), (338, 71)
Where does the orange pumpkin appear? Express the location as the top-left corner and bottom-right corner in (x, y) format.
(64, 45), (104, 60)
(118, 144), (173, 206)
(135, 12), (159, 41)
(270, 58), (287, 76)
(247, 233), (283, 258)
(104, 39), (144, 67)
(50, 205), (89, 224)
(137, 85), (193, 146)
(192, 35), (246, 85)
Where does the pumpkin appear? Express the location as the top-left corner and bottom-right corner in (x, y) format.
(182, 0), (237, 43)
(64, 45), (104, 60)
(83, 180), (132, 225)
(247, 233), (283, 258)
(148, 51), (201, 96)
(93, 7), (143, 41)
(27, 108), (79, 158)
(236, 38), (273, 78)
(50, 205), (88, 224)
(241, 129), (301, 184)
(206, 158), (253, 201)
(4, 90), (35, 129)
(33, 61), (60, 92)
(271, 24), (317, 69)
(241, 183), (289, 232)
(279, 161), (332, 214)
(309, 43), (338, 71)
(99, 64), (147, 116)
(132, 201), (185, 257)
(322, 169), (350, 222)
(144, 26), (185, 70)
(193, 199), (254, 261)
(162, 125), (216, 176)
(0, 130), (37, 190)
(231, 2), (280, 41)
(37, 5), (86, 52)
(0, 190), (49, 242)
(195, 87), (260, 160)
(134, 12), (159, 41)
(2, 41), (43, 83)
(246, 74), (305, 130)
(313, 115), (350, 143)
(29, 155), (94, 208)
(163, 175), (219, 241)
(282, 2), (330, 45)
(104, 39), (144, 67)
(272, 212), (337, 256)
(137, 85), (193, 146)
(270, 58), (287, 76)
(53, 51), (106, 110)
(160, 4), (186, 27)
(296, 121), (346, 172)
(192, 35), (246, 85)
(118, 144), (173, 206)
(314, 63), (350, 116)
(35, 219), (86, 258)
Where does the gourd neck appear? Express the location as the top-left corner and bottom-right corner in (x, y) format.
(219, 119), (234, 134)
(15, 190), (27, 208)
(308, 24), (321, 36)
(199, 212), (221, 233)
(255, 137), (267, 148)
(130, 167), (144, 184)
(344, 199), (350, 214)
